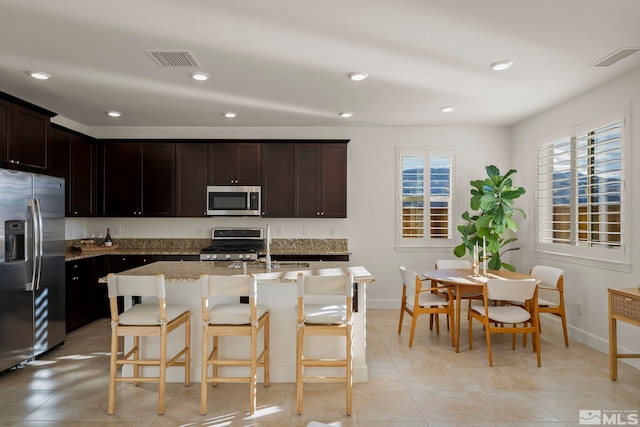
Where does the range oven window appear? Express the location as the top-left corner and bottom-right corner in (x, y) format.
(210, 192), (248, 210)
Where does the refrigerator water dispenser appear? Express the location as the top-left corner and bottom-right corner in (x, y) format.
(4, 220), (26, 263)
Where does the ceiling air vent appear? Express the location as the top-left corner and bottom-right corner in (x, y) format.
(591, 48), (640, 67)
(145, 50), (201, 67)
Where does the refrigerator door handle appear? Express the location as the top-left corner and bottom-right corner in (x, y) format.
(33, 198), (43, 291)
(27, 198), (43, 292)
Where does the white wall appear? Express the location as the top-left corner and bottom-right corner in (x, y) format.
(66, 125), (511, 309)
(510, 67), (640, 366)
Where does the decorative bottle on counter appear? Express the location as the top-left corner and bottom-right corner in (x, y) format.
(104, 228), (113, 247)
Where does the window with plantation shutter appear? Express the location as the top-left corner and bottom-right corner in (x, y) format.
(396, 148), (454, 248)
(536, 110), (627, 264)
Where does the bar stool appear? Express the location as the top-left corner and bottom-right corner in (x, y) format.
(296, 272), (353, 415)
(107, 273), (191, 415)
(199, 274), (270, 415)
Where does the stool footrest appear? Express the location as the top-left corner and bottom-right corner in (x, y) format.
(302, 358), (347, 367)
(302, 376), (348, 383)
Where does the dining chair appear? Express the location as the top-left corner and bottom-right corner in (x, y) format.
(398, 266), (455, 348)
(515, 265), (568, 347)
(469, 278), (541, 367)
(199, 274), (270, 415)
(106, 273), (191, 415)
(296, 272), (353, 415)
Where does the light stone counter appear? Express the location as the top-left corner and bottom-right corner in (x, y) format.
(104, 260), (373, 283)
(66, 238), (350, 261)
(111, 261), (373, 384)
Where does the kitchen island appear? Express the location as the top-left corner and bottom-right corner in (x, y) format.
(107, 260), (374, 383)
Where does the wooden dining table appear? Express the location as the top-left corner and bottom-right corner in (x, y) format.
(422, 268), (539, 353)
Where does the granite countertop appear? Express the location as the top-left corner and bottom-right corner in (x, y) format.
(65, 247), (202, 261)
(65, 238), (350, 261)
(98, 260), (374, 284)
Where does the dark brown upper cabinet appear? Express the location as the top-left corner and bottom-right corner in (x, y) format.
(294, 143), (347, 218)
(49, 126), (96, 217)
(99, 142), (175, 216)
(0, 93), (55, 173)
(261, 142), (294, 217)
(176, 143), (208, 217)
(0, 99), (10, 166)
(208, 142), (261, 185)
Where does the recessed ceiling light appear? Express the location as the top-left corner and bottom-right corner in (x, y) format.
(29, 71), (51, 80)
(490, 60), (513, 71)
(441, 106), (455, 113)
(107, 111), (122, 118)
(191, 72), (209, 81)
(224, 112), (237, 118)
(348, 72), (368, 81)
(339, 112), (354, 118)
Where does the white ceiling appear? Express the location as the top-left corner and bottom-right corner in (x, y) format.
(1, 0), (639, 128)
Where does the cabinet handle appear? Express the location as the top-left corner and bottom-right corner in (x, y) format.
(74, 211), (78, 215)
(9, 159), (14, 164)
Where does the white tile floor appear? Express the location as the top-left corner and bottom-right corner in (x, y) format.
(0, 309), (639, 426)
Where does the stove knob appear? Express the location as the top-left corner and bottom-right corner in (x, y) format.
(225, 254), (231, 260)
(203, 254), (211, 260)
(212, 254), (218, 260)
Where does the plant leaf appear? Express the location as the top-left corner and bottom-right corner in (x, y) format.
(453, 244), (467, 257)
(500, 262), (516, 272)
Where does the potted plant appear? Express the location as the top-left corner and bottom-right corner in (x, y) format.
(454, 165), (526, 271)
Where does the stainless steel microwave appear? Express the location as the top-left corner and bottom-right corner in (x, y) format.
(206, 185), (261, 216)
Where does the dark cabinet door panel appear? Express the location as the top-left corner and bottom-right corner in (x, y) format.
(100, 143), (139, 216)
(48, 127), (73, 214)
(208, 143), (236, 184)
(72, 138), (95, 216)
(11, 104), (49, 171)
(294, 144), (320, 217)
(140, 143), (175, 216)
(176, 143), (208, 217)
(0, 99), (10, 165)
(319, 144), (347, 217)
(262, 143), (294, 217)
(236, 143), (261, 185)
(66, 259), (94, 332)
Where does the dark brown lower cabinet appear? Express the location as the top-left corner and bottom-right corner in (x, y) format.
(66, 258), (95, 333)
(66, 254), (197, 332)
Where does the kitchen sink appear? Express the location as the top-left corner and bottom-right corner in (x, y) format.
(270, 262), (310, 269)
(227, 261), (310, 269)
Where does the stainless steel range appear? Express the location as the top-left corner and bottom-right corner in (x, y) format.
(199, 227), (264, 261)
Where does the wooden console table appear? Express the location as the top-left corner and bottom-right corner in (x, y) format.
(608, 287), (640, 380)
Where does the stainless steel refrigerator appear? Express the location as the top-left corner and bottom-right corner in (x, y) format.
(0, 168), (65, 372)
